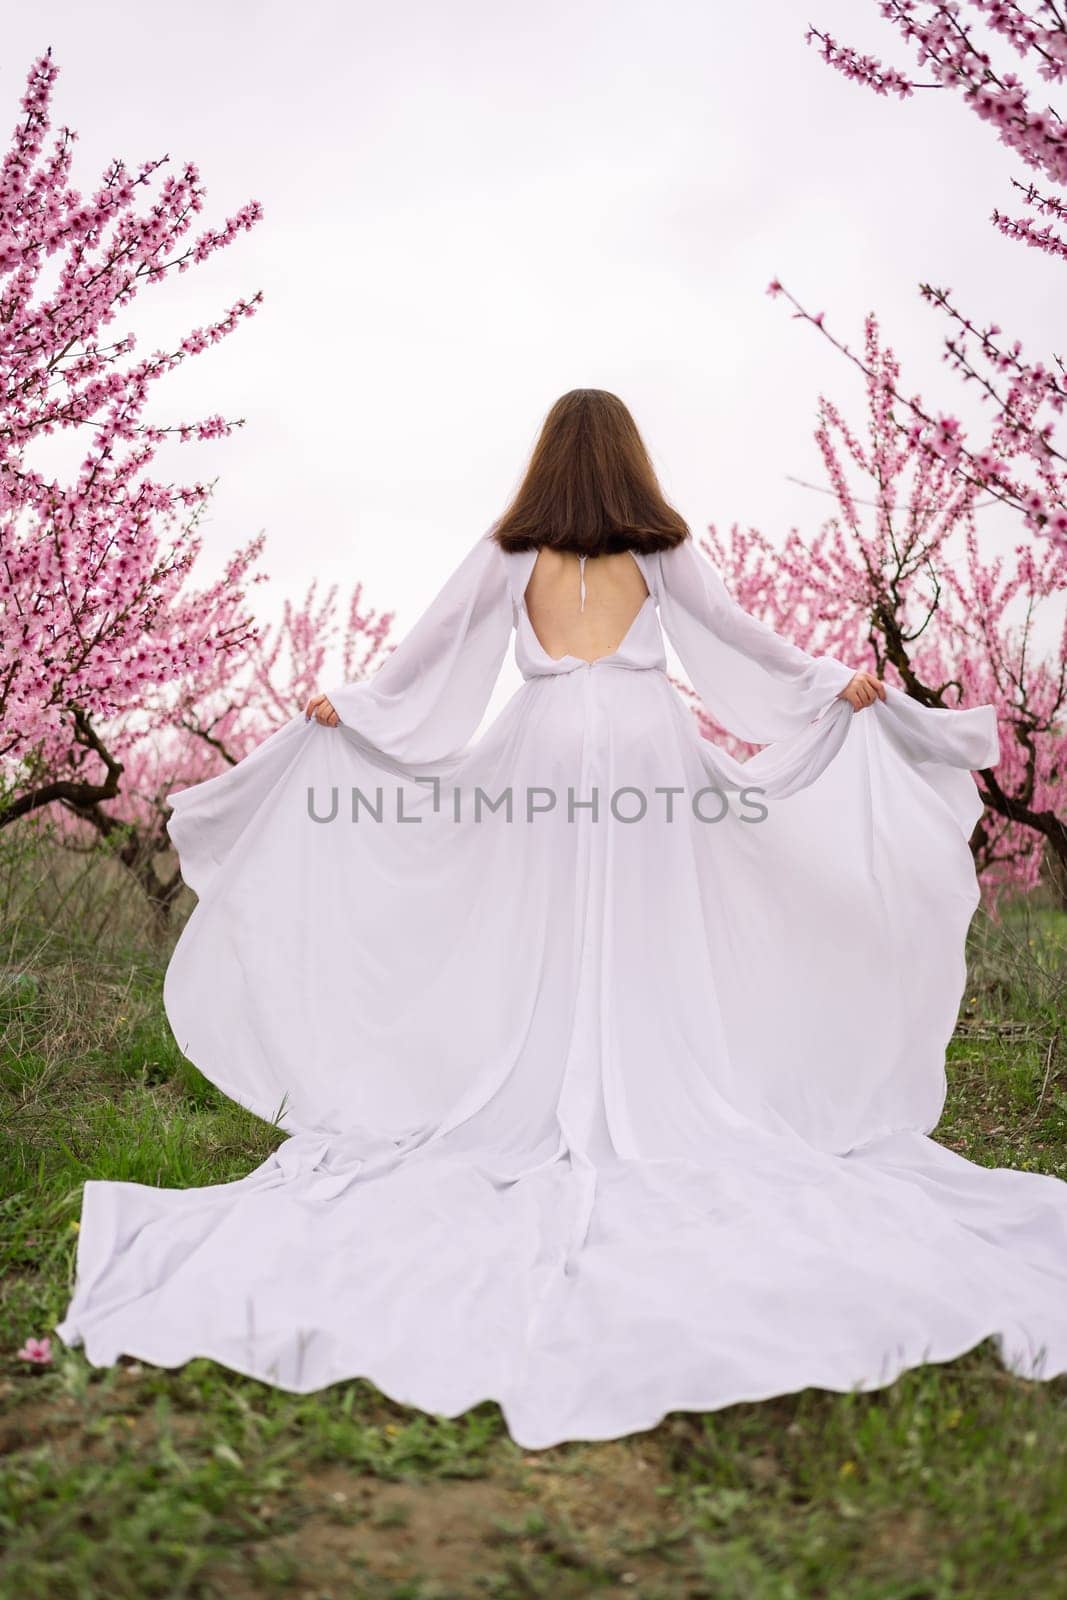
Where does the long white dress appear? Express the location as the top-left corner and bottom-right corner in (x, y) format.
(54, 532), (1067, 1450)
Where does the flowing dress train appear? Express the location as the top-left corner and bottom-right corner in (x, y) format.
(54, 531), (1067, 1449)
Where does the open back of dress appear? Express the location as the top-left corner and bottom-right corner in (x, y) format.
(520, 548), (652, 664)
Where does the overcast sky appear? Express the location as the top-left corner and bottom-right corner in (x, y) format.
(8, 0), (1064, 708)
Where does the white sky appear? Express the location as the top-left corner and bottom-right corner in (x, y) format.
(8, 0), (1064, 712)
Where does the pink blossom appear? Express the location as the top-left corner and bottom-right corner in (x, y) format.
(17, 1335), (53, 1366)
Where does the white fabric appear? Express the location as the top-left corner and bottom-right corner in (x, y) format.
(54, 531), (1067, 1450)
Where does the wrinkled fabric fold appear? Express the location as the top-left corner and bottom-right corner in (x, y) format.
(652, 536), (858, 742)
(325, 531), (514, 764)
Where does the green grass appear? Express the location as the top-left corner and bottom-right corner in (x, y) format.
(1, 839), (1066, 1599)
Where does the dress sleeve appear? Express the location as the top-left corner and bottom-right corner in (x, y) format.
(323, 531), (514, 766)
(653, 536), (857, 745)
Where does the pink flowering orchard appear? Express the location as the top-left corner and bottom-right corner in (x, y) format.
(0, 50), (264, 822)
(684, 315), (1067, 906)
(802, 1), (1067, 554)
(2, 41), (1061, 922)
(0, 51), (397, 913)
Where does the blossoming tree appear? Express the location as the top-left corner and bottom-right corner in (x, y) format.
(0, 49), (265, 841)
(682, 314), (1067, 907)
(802, 0), (1067, 553)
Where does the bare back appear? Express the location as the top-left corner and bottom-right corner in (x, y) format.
(522, 548), (651, 664)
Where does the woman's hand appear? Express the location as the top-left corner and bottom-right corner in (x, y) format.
(838, 671), (886, 712)
(304, 693), (339, 727)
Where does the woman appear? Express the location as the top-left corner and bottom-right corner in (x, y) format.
(55, 390), (1067, 1451)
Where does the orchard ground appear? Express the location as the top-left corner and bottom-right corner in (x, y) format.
(1, 825), (1066, 1600)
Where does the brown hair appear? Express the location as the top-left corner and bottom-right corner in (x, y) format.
(490, 389), (690, 556)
